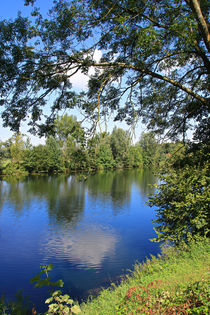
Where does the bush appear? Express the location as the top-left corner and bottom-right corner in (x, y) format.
(149, 149), (210, 244)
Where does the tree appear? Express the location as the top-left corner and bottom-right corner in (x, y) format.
(86, 132), (115, 170)
(26, 144), (50, 173)
(0, 141), (4, 173)
(54, 115), (85, 146)
(149, 148), (210, 244)
(95, 133), (115, 170)
(10, 133), (27, 165)
(53, 115), (85, 169)
(23, 138), (64, 173)
(110, 127), (131, 168)
(128, 144), (143, 168)
(0, 140), (10, 165)
(45, 136), (65, 172)
(0, 0), (209, 143)
(139, 132), (159, 167)
(3, 133), (29, 175)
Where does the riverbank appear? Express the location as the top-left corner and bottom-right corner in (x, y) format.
(80, 239), (209, 314)
(0, 239), (209, 314)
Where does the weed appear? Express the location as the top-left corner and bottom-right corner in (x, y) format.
(116, 280), (209, 314)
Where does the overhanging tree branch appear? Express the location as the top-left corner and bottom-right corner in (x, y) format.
(185, 0), (210, 52)
(89, 61), (208, 105)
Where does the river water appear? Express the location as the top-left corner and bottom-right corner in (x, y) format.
(0, 169), (160, 312)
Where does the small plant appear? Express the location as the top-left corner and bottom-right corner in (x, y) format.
(31, 264), (81, 315)
(45, 291), (81, 315)
(30, 264), (64, 289)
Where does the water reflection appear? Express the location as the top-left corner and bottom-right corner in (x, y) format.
(43, 224), (118, 269)
(46, 176), (85, 225)
(0, 168), (159, 310)
(0, 169), (156, 219)
(0, 175), (86, 226)
(86, 170), (131, 214)
(86, 169), (156, 214)
(0, 179), (30, 212)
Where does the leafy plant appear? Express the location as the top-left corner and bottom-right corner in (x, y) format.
(30, 264), (64, 289)
(149, 149), (210, 244)
(30, 264), (81, 315)
(45, 291), (81, 315)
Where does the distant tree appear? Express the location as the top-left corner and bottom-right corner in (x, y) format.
(110, 128), (131, 168)
(70, 148), (89, 170)
(86, 134), (100, 170)
(53, 115), (85, 169)
(24, 138), (64, 174)
(27, 145), (50, 173)
(54, 115), (85, 146)
(139, 132), (158, 167)
(128, 144), (143, 168)
(87, 132), (115, 170)
(0, 139), (13, 174)
(23, 144), (35, 173)
(3, 133), (28, 175)
(0, 140), (10, 162)
(96, 143), (115, 170)
(96, 133), (115, 170)
(0, 141), (4, 172)
(45, 136), (65, 173)
(10, 133), (27, 166)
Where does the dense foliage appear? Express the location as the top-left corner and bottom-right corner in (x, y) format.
(0, 0), (208, 141)
(0, 117), (171, 175)
(149, 147), (210, 244)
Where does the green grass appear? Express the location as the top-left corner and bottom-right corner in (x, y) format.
(81, 239), (210, 314)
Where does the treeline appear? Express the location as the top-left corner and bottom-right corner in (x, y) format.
(0, 115), (177, 176)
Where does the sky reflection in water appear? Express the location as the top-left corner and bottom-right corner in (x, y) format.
(0, 169), (160, 311)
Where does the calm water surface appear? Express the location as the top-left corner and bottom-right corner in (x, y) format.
(0, 169), (160, 312)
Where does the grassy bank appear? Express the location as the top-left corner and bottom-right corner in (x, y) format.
(81, 239), (209, 314)
(1, 240), (209, 314)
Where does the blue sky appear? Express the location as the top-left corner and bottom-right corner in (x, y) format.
(0, 0), (52, 20)
(0, 0), (145, 145)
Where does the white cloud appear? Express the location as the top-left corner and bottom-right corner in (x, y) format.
(68, 49), (102, 90)
(42, 224), (118, 269)
(93, 49), (103, 63)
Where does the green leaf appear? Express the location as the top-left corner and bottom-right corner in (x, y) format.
(52, 290), (62, 297)
(48, 303), (59, 311)
(30, 274), (41, 283)
(40, 264), (54, 272)
(34, 278), (50, 288)
(54, 279), (64, 287)
(71, 305), (81, 314)
(45, 297), (53, 304)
